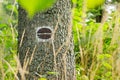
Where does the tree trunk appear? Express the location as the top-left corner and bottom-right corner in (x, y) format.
(18, 0), (76, 80)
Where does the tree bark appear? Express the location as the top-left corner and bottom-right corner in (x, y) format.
(18, 0), (76, 80)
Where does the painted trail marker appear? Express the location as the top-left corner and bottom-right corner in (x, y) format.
(36, 26), (52, 42)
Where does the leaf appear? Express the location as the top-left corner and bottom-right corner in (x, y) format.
(80, 75), (89, 80)
(103, 62), (112, 69)
(19, 0), (56, 18)
(38, 78), (47, 80)
(72, 0), (77, 4)
(86, 0), (105, 9)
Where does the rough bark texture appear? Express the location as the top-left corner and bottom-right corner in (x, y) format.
(18, 0), (76, 80)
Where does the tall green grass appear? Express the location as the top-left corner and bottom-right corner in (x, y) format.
(73, 1), (120, 80)
(0, 0), (120, 80)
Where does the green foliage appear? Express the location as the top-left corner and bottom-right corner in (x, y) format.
(72, 0), (77, 4)
(0, 0), (17, 79)
(19, 0), (56, 18)
(86, 0), (105, 9)
(38, 78), (47, 80)
(1, 0), (120, 80)
(72, 0), (120, 80)
(0, 23), (17, 80)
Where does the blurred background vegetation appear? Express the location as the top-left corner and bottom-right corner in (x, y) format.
(0, 0), (120, 80)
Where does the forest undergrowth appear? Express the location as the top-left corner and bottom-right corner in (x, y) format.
(0, 0), (120, 80)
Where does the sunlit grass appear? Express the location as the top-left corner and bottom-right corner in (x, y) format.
(0, 0), (120, 80)
(74, 1), (120, 80)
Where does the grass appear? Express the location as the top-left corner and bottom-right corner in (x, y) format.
(0, 0), (120, 80)
(73, 1), (120, 80)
